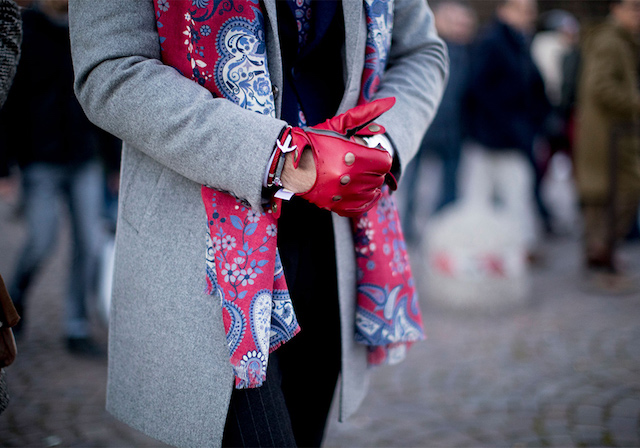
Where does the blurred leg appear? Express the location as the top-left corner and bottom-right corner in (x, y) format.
(64, 162), (104, 338)
(8, 164), (62, 329)
(493, 151), (537, 248)
(616, 191), (640, 242)
(582, 203), (612, 269)
(436, 154), (460, 211)
(461, 143), (493, 207)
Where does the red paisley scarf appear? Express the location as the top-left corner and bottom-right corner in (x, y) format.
(155, 0), (424, 388)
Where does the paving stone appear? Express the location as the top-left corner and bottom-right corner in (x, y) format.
(611, 397), (640, 419)
(546, 433), (574, 446)
(573, 424), (604, 445)
(608, 417), (639, 445)
(543, 418), (570, 434)
(575, 404), (604, 426)
(511, 435), (545, 447)
(543, 403), (570, 420)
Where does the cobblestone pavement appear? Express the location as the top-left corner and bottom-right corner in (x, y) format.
(0, 196), (639, 447)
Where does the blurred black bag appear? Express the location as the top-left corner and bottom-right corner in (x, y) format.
(0, 274), (18, 368)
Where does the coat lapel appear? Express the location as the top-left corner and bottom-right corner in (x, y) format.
(339, 1), (366, 112)
(262, 0), (283, 117)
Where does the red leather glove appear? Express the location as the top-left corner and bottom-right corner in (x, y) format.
(280, 97), (396, 217)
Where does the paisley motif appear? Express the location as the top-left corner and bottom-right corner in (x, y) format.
(250, 290), (272, 358)
(360, 0), (395, 104)
(270, 289), (299, 349)
(355, 296), (422, 346)
(223, 301), (246, 357)
(352, 186), (424, 365)
(237, 349), (267, 388)
(205, 226), (219, 295)
(215, 13), (275, 116)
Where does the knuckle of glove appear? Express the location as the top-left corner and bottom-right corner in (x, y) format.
(299, 130), (388, 215)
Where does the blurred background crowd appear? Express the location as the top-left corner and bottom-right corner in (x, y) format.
(0, 0), (639, 445)
(400, 0), (640, 302)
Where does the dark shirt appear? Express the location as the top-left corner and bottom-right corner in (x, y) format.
(277, 0), (344, 127)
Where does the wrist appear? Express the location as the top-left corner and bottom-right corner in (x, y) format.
(281, 149), (316, 194)
(265, 127), (290, 189)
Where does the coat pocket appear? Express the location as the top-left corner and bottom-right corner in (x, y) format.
(119, 147), (168, 235)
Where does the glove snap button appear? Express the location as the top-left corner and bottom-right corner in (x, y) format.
(332, 195), (342, 202)
(340, 175), (351, 185)
(368, 124), (381, 133)
(344, 152), (355, 166)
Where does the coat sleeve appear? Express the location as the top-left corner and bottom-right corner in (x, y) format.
(68, 0), (287, 209)
(586, 35), (640, 118)
(373, 0), (448, 177)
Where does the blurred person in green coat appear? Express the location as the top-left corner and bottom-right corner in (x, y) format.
(575, 0), (640, 289)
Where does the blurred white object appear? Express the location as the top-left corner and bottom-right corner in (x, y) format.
(460, 143), (539, 248)
(97, 236), (115, 325)
(422, 201), (531, 309)
(540, 151), (580, 235)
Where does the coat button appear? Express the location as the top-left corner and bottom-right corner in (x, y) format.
(368, 124), (381, 133)
(340, 175), (351, 185)
(272, 85), (279, 98)
(332, 195), (342, 202)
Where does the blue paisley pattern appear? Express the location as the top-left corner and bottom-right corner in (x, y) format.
(223, 300), (247, 356)
(361, 0), (394, 103)
(215, 11), (275, 116)
(355, 286), (422, 345)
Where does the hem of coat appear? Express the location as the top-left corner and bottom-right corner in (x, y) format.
(105, 395), (227, 448)
(105, 403), (174, 447)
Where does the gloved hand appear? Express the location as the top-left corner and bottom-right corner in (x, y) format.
(278, 97), (396, 217)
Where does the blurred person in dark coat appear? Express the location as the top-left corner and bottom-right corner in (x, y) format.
(0, 0), (119, 355)
(465, 0), (550, 253)
(575, 0), (640, 288)
(402, 0), (475, 240)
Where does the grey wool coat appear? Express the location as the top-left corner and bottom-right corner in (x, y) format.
(69, 1), (447, 447)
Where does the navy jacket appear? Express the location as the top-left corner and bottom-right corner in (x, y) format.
(467, 19), (550, 153)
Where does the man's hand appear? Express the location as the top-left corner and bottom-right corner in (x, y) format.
(277, 97), (396, 217)
(280, 147), (316, 194)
